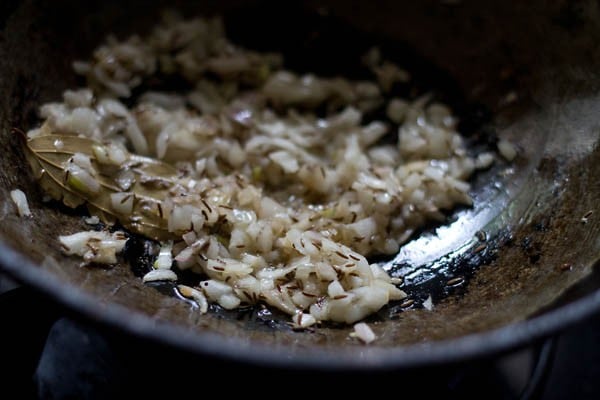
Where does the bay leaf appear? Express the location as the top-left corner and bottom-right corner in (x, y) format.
(24, 134), (181, 241)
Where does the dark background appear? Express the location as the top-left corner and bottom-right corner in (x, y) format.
(1, 273), (599, 399)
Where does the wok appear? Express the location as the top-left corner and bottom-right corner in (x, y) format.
(0, 0), (599, 371)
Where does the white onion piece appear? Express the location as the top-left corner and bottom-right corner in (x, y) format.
(65, 164), (100, 194)
(498, 139), (517, 161)
(154, 241), (173, 269)
(59, 230), (127, 264)
(352, 322), (377, 344)
(143, 269), (177, 282)
(10, 189), (32, 217)
(110, 192), (134, 215)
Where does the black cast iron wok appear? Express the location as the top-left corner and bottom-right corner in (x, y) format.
(0, 0), (599, 370)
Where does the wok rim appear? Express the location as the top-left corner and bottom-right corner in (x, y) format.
(1, 240), (599, 370)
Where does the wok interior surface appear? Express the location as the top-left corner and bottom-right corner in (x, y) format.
(0, 0), (599, 368)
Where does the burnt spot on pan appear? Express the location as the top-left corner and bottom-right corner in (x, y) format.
(123, 235), (159, 278)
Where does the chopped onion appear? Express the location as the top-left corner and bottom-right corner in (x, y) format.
(352, 322), (377, 344)
(59, 230), (127, 264)
(110, 192), (134, 215)
(154, 241), (173, 269)
(292, 312), (317, 329)
(143, 269), (177, 282)
(10, 189), (32, 217)
(498, 139), (517, 161)
(177, 284), (208, 313)
(65, 164), (100, 194)
(423, 295), (434, 311)
(84, 215), (100, 225)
